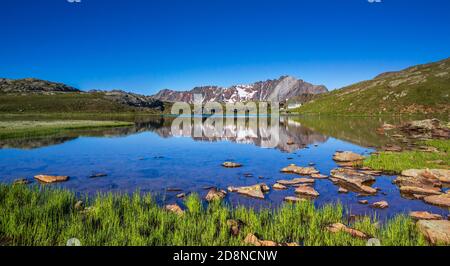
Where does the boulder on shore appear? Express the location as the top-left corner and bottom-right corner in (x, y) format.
(164, 204), (184, 216)
(326, 223), (368, 239)
(402, 169), (450, 184)
(34, 175), (69, 183)
(244, 233), (278, 246)
(417, 220), (450, 245)
(205, 188), (227, 202)
(409, 211), (443, 221)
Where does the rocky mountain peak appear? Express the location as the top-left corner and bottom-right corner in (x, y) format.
(151, 75), (327, 103)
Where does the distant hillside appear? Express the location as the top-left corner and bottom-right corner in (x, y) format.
(0, 78), (165, 114)
(0, 78), (79, 93)
(295, 58), (450, 115)
(152, 75), (328, 103)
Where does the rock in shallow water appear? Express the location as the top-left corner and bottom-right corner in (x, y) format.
(423, 192), (450, 208)
(273, 183), (288, 190)
(330, 168), (377, 195)
(222, 162), (242, 168)
(372, 201), (389, 209)
(227, 184), (265, 199)
(34, 175), (69, 183)
(276, 178), (315, 186)
(294, 185), (320, 198)
(280, 164), (319, 175)
(333, 151), (365, 162)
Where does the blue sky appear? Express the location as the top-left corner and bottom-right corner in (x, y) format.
(1, 0), (449, 94)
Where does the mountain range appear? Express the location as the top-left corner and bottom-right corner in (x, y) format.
(1, 57), (448, 115)
(152, 75), (328, 103)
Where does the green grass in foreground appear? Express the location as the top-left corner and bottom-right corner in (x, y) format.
(0, 120), (134, 140)
(0, 184), (429, 246)
(363, 140), (450, 173)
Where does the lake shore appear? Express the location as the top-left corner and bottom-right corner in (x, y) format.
(0, 120), (134, 140)
(0, 184), (433, 246)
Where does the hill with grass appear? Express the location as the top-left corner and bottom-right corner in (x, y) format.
(0, 78), (166, 114)
(294, 57), (450, 116)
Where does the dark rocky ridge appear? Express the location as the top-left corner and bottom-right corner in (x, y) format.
(152, 75), (328, 103)
(0, 78), (79, 93)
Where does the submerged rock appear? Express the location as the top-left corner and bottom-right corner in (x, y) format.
(333, 151), (365, 162)
(34, 175), (69, 183)
(228, 184), (265, 199)
(89, 173), (108, 178)
(326, 223), (368, 239)
(205, 188), (227, 202)
(409, 211), (443, 221)
(280, 164), (319, 175)
(164, 204), (184, 216)
(294, 185), (320, 198)
(417, 220), (450, 245)
(222, 162), (242, 168)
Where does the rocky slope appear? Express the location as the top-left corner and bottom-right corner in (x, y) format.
(295, 57), (450, 115)
(0, 78), (80, 93)
(152, 75), (327, 103)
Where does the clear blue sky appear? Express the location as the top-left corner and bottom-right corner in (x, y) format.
(1, 0), (449, 94)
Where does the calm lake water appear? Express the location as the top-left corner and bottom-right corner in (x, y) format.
(0, 115), (448, 220)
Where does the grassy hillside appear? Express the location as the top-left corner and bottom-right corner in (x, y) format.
(0, 92), (166, 114)
(294, 58), (450, 115)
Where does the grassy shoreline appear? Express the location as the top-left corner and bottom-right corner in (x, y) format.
(0, 120), (134, 140)
(363, 140), (450, 173)
(0, 184), (429, 246)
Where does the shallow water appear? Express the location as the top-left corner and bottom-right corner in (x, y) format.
(0, 115), (448, 220)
